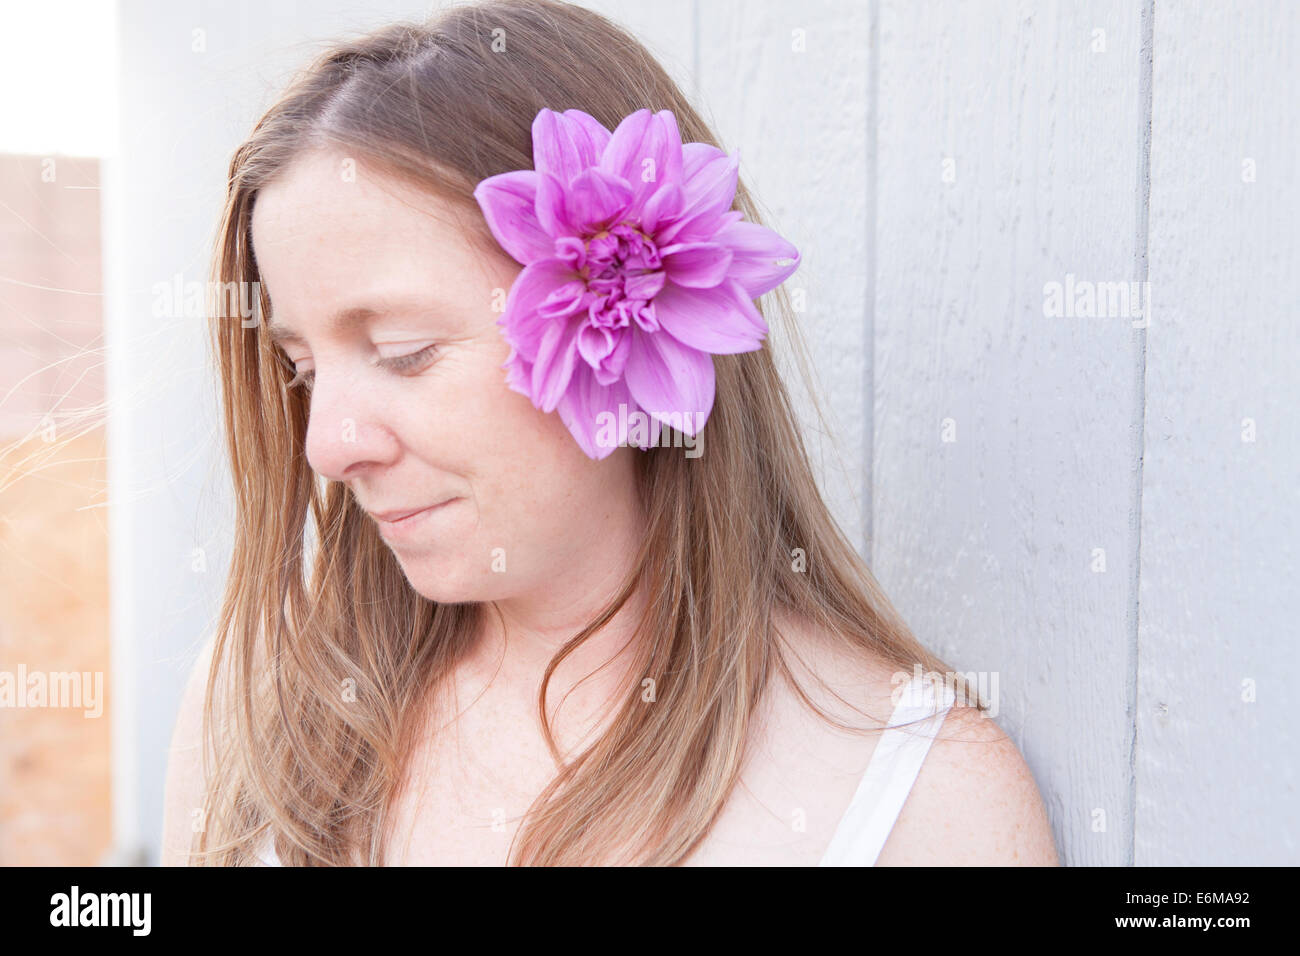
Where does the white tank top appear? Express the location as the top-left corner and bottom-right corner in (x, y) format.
(256, 673), (956, 867)
(817, 671), (956, 865)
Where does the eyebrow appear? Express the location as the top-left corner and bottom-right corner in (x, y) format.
(266, 302), (445, 345)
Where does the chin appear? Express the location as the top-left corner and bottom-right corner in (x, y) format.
(393, 552), (502, 605)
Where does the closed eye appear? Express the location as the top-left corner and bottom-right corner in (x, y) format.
(276, 343), (440, 390)
(377, 343), (439, 374)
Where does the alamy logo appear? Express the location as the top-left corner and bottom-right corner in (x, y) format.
(49, 886), (151, 936)
(1042, 273), (1150, 327)
(593, 403), (705, 458)
(0, 665), (103, 718)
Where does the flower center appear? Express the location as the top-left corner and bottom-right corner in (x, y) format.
(568, 222), (665, 332)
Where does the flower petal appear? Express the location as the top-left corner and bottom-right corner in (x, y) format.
(535, 172), (574, 237)
(623, 326), (716, 432)
(651, 282), (766, 354)
(681, 142), (728, 180)
(623, 269), (666, 300)
(714, 220), (801, 298)
(722, 278), (767, 336)
(538, 279), (591, 319)
(640, 182), (684, 233)
(594, 328), (632, 384)
(560, 108), (613, 161)
(473, 170), (553, 265)
(599, 109), (685, 218)
(531, 314), (582, 413)
(532, 109), (608, 186)
(566, 167), (634, 233)
(555, 367), (608, 458)
(659, 241), (734, 289)
(656, 149), (739, 245)
(555, 365), (641, 459)
(577, 322), (615, 369)
(661, 209), (731, 245)
(501, 346), (532, 398)
(500, 257), (582, 361)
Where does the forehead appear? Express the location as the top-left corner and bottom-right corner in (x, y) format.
(249, 150), (499, 331)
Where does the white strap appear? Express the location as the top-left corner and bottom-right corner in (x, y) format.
(256, 835), (281, 867)
(818, 674), (956, 866)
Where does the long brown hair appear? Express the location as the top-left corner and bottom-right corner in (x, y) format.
(196, 0), (980, 866)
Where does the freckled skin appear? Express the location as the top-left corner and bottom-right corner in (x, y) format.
(250, 150), (645, 618)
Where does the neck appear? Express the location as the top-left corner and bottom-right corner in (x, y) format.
(465, 493), (650, 750)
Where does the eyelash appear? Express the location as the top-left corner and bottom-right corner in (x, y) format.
(282, 344), (439, 389)
(377, 343), (440, 373)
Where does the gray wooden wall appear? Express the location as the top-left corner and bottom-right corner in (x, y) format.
(109, 0), (1296, 864)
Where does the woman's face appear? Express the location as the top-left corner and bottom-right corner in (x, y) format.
(250, 149), (640, 606)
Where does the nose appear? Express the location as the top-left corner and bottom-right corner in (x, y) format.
(302, 365), (401, 480)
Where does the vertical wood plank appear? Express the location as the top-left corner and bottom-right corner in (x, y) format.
(872, 0), (1147, 865)
(1137, 0), (1299, 865)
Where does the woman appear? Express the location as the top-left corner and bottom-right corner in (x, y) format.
(162, 0), (1058, 866)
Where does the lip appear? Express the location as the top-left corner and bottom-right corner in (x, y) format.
(369, 499), (460, 540)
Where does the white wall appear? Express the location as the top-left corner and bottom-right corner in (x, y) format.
(870, 0), (1147, 867)
(105, 0), (1297, 865)
(866, 0), (1298, 867)
(1136, 0), (1298, 865)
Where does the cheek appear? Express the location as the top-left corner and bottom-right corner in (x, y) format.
(390, 333), (621, 567)
(461, 338), (588, 473)
(405, 342), (586, 512)
(478, 391), (595, 516)
(464, 381), (618, 558)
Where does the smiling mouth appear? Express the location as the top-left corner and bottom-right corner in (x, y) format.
(370, 499), (459, 531)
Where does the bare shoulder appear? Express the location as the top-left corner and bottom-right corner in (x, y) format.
(767, 607), (908, 726)
(763, 609), (1059, 866)
(679, 611), (920, 864)
(874, 702), (1061, 866)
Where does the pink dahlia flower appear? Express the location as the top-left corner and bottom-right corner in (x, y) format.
(473, 107), (800, 459)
